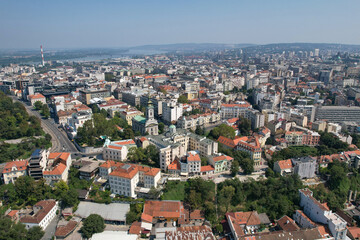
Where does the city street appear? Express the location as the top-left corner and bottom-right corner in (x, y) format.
(11, 96), (79, 153)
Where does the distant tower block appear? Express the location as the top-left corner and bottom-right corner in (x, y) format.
(40, 45), (45, 66)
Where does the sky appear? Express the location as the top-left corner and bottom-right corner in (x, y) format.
(1, 0), (360, 49)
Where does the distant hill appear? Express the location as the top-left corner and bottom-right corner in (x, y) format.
(130, 43), (255, 52)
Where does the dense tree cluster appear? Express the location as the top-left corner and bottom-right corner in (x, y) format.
(127, 145), (160, 167)
(217, 175), (303, 220)
(76, 113), (135, 147)
(0, 136), (52, 163)
(177, 95), (188, 104)
(218, 144), (254, 175)
(0, 92), (43, 139)
(182, 108), (203, 116)
(126, 203), (143, 224)
(0, 176), (80, 213)
(209, 124), (235, 140)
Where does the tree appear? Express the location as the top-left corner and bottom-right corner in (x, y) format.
(144, 144), (160, 166)
(126, 211), (138, 225)
(178, 95), (188, 104)
(201, 157), (208, 166)
(195, 125), (205, 136)
(158, 122), (165, 134)
(81, 214), (105, 239)
(127, 147), (146, 163)
(27, 226), (44, 240)
(41, 104), (50, 119)
(219, 185), (235, 211)
(62, 188), (79, 207)
(231, 161), (239, 176)
(34, 101), (43, 110)
(238, 117), (251, 135)
(240, 158), (254, 175)
(209, 124), (235, 139)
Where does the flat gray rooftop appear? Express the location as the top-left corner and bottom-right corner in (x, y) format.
(74, 202), (130, 222)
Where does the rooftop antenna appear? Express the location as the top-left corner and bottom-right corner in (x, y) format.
(40, 45), (45, 66)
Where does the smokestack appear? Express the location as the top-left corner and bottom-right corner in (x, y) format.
(40, 45), (45, 66)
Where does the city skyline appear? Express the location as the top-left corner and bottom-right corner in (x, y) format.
(1, 0), (360, 49)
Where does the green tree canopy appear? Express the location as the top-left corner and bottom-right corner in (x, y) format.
(81, 214), (105, 239)
(210, 124), (235, 139)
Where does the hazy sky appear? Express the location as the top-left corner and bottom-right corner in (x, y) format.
(1, 0), (359, 49)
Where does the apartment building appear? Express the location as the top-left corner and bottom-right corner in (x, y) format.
(1, 160), (28, 184)
(68, 110), (92, 134)
(20, 200), (58, 230)
(177, 112), (221, 130)
(103, 161), (161, 198)
(208, 154), (233, 173)
(285, 130), (320, 146)
(148, 126), (217, 171)
(220, 102), (251, 119)
(118, 108), (143, 126)
(28, 93), (46, 107)
(43, 152), (72, 185)
(162, 100), (183, 124)
(79, 88), (111, 105)
(102, 139), (135, 161)
(299, 188), (347, 240)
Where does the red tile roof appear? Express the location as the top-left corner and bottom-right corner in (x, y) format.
(276, 159), (293, 170)
(55, 221), (78, 238)
(29, 93), (45, 100)
(277, 215), (299, 231)
(143, 200), (183, 219)
(201, 165), (214, 172)
(43, 163), (67, 176)
(20, 200), (57, 224)
(109, 165), (138, 179)
(129, 221), (142, 235)
(2, 160), (28, 174)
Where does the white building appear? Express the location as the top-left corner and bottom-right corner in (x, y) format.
(20, 200), (58, 230)
(28, 93), (46, 106)
(1, 160), (28, 184)
(102, 161), (161, 198)
(299, 188), (347, 240)
(68, 111), (92, 134)
(43, 152), (72, 185)
(162, 100), (183, 124)
(102, 139), (135, 161)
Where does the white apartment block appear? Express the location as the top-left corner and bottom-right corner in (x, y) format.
(299, 189), (347, 240)
(162, 100), (183, 124)
(101, 161), (161, 197)
(220, 102), (251, 119)
(20, 200), (58, 230)
(177, 112), (221, 130)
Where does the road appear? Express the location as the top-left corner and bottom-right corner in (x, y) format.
(41, 214), (60, 240)
(11, 96), (79, 153)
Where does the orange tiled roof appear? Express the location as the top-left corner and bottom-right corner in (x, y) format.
(187, 152), (201, 162)
(2, 160), (28, 174)
(109, 165), (138, 179)
(201, 165), (214, 172)
(143, 200), (183, 219)
(20, 200), (57, 224)
(29, 93), (45, 99)
(276, 159), (293, 170)
(43, 163), (67, 176)
(213, 155), (233, 162)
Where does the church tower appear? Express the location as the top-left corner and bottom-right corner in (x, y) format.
(146, 98), (154, 120)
